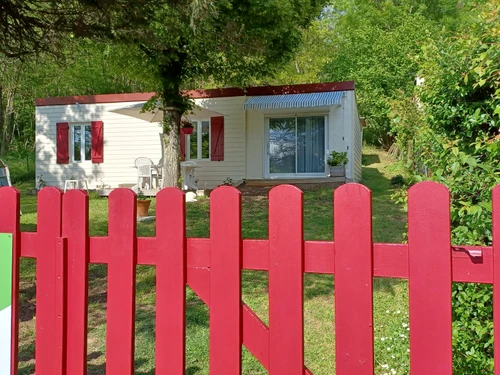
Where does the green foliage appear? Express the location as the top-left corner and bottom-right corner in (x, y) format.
(390, 2), (500, 372)
(390, 175), (406, 187)
(319, 1), (442, 148)
(326, 151), (348, 166)
(136, 189), (148, 200)
(0, 40), (155, 156)
(452, 283), (494, 374)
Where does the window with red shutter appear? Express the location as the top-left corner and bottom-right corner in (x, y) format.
(91, 121), (104, 163)
(210, 116), (224, 161)
(56, 122), (69, 164)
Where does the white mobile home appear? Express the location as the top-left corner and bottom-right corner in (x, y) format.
(35, 81), (363, 189)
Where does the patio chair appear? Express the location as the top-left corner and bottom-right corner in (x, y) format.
(134, 157), (159, 189)
(157, 158), (163, 187)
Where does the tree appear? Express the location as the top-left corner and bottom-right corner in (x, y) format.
(391, 2), (500, 371)
(105, 1), (324, 187)
(0, 40), (155, 156)
(0, 0), (156, 58)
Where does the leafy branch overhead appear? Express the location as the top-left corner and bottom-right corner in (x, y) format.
(0, 0), (159, 58)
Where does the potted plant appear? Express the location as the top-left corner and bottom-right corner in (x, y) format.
(136, 190), (151, 217)
(182, 121), (194, 135)
(327, 151), (349, 177)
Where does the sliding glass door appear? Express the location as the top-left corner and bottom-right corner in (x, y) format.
(268, 115), (326, 176)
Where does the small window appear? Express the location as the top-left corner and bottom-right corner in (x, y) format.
(72, 124), (92, 162)
(187, 120), (210, 160)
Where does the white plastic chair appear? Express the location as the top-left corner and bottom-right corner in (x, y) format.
(156, 158), (163, 188)
(134, 157), (158, 189)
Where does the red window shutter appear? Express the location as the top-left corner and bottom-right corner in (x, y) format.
(56, 122), (69, 164)
(91, 121), (104, 163)
(180, 128), (186, 161)
(210, 116), (224, 161)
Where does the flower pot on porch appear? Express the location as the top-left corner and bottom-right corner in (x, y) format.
(137, 200), (151, 217)
(182, 124), (194, 135)
(329, 165), (346, 178)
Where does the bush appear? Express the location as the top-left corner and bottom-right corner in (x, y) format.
(390, 2), (500, 372)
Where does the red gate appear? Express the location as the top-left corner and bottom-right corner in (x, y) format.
(0, 182), (499, 375)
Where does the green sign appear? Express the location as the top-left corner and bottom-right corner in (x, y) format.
(0, 233), (13, 375)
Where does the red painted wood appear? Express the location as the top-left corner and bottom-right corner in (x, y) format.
(55, 237), (67, 375)
(334, 183), (374, 374)
(242, 304), (270, 368)
(187, 266), (316, 374)
(304, 241), (333, 274)
(20, 232), (37, 258)
(186, 238), (210, 267)
(91, 121), (104, 163)
(88, 237), (109, 263)
(493, 185), (500, 375)
(106, 189), (137, 375)
(56, 122), (69, 164)
(245, 81), (355, 96)
(36, 80), (354, 106)
(452, 246), (492, 283)
(210, 116), (224, 161)
(136, 237), (156, 265)
(408, 182), (452, 374)
(22, 231), (495, 283)
(35, 187), (63, 375)
(0, 187), (20, 375)
(9, 182), (500, 375)
(209, 187), (242, 373)
(268, 185), (304, 375)
(62, 190), (89, 375)
(373, 243), (408, 278)
(180, 128), (186, 161)
(35, 92), (156, 106)
(187, 267), (210, 304)
(242, 240), (268, 270)
(155, 188), (186, 374)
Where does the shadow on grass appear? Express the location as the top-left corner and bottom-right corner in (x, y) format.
(362, 153), (381, 166)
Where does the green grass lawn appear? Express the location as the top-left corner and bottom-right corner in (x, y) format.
(15, 146), (410, 375)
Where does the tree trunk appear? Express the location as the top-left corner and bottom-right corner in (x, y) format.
(161, 109), (182, 187)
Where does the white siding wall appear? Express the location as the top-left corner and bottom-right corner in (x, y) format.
(245, 109), (265, 179)
(36, 96), (246, 190)
(351, 93), (363, 182)
(36, 101), (163, 189)
(36, 91), (361, 188)
(189, 97), (246, 189)
(328, 103), (345, 162)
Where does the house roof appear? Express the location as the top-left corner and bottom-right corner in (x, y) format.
(34, 81), (355, 106)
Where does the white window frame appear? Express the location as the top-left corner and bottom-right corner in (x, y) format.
(70, 123), (92, 163)
(186, 119), (211, 161)
(264, 114), (329, 178)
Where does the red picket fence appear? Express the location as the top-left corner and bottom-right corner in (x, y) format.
(1, 182), (500, 375)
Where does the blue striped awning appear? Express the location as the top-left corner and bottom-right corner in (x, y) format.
(243, 91), (344, 110)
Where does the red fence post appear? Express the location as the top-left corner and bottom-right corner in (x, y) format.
(106, 189), (137, 375)
(209, 186), (242, 374)
(269, 185), (304, 375)
(408, 182), (452, 375)
(334, 183), (374, 375)
(493, 185), (500, 375)
(0, 187), (20, 375)
(35, 187), (63, 375)
(54, 237), (68, 375)
(156, 188), (186, 374)
(62, 190), (89, 375)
